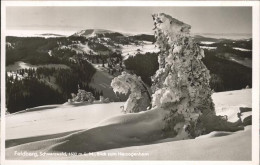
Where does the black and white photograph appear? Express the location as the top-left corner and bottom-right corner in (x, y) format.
(1, 1), (259, 164)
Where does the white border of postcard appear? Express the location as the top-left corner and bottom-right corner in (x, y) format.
(1, 1), (260, 165)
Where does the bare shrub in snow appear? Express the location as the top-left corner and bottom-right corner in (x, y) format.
(111, 71), (151, 113)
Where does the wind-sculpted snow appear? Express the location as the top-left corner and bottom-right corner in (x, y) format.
(5, 89), (251, 160)
(6, 108), (168, 159)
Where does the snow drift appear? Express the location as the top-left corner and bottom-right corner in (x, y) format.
(5, 89), (252, 160)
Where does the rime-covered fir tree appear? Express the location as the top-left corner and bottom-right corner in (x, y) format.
(111, 72), (151, 113)
(151, 13), (216, 138)
(70, 89), (95, 103)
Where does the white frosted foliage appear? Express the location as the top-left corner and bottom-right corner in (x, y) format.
(151, 13), (215, 138)
(111, 72), (151, 113)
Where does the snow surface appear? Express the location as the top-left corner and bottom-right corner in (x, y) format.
(213, 89), (252, 123)
(76, 43), (95, 54)
(5, 89), (252, 160)
(230, 57), (252, 68)
(65, 126), (251, 161)
(233, 47), (252, 52)
(200, 41), (215, 45)
(192, 33), (252, 40)
(89, 65), (127, 101)
(73, 29), (115, 38)
(48, 50), (52, 56)
(121, 42), (159, 59)
(6, 61), (69, 72)
(6, 102), (124, 140)
(212, 89), (251, 108)
(199, 46), (217, 50)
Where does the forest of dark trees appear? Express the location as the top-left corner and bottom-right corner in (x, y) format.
(6, 59), (103, 113)
(128, 34), (156, 43)
(124, 52), (159, 86)
(202, 49), (252, 91)
(6, 35), (127, 113)
(124, 50), (252, 92)
(6, 77), (64, 113)
(6, 36), (89, 66)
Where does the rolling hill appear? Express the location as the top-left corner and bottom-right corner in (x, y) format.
(5, 29), (252, 113)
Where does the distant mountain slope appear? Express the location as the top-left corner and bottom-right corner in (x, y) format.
(5, 29), (252, 113)
(38, 33), (66, 38)
(72, 29), (122, 38)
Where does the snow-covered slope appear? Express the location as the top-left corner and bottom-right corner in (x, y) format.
(213, 89), (252, 122)
(121, 41), (159, 59)
(68, 126), (251, 161)
(5, 89), (252, 160)
(89, 65), (128, 101)
(72, 29), (115, 38)
(6, 102), (124, 140)
(6, 61), (69, 72)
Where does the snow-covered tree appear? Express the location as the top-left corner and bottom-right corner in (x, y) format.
(71, 89), (95, 103)
(111, 72), (151, 113)
(151, 13), (216, 138)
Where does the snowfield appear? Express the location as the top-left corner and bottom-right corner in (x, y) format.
(233, 47), (252, 52)
(230, 57), (252, 68)
(121, 42), (159, 59)
(89, 64), (128, 101)
(73, 29), (114, 38)
(6, 102), (124, 140)
(213, 89), (252, 122)
(6, 61), (69, 72)
(199, 46), (217, 50)
(68, 126), (251, 160)
(200, 41), (215, 45)
(5, 89), (252, 160)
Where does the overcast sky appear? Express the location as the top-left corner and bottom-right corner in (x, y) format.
(6, 6), (252, 34)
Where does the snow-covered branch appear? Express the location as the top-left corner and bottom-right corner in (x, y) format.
(111, 72), (151, 113)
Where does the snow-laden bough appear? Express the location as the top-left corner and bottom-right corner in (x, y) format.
(111, 72), (151, 113)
